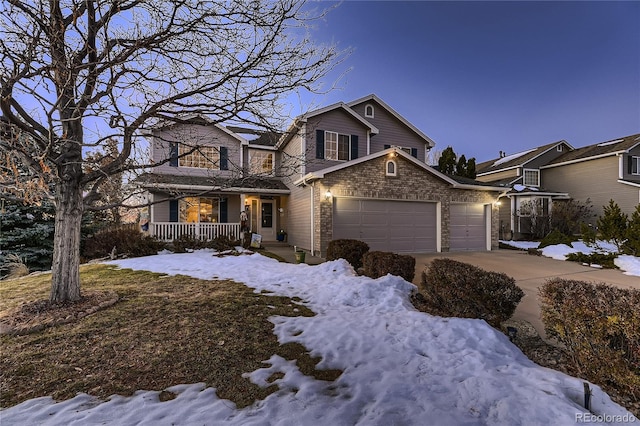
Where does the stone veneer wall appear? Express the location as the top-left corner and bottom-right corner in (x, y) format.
(312, 155), (500, 256)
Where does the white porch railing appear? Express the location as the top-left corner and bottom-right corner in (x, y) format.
(150, 222), (242, 241)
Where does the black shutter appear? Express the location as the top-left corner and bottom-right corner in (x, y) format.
(220, 198), (228, 223)
(169, 200), (178, 222)
(219, 147), (228, 170)
(411, 148), (418, 158)
(316, 130), (325, 159)
(384, 144), (391, 150)
(629, 156), (633, 174)
(350, 135), (359, 160)
(169, 143), (178, 167)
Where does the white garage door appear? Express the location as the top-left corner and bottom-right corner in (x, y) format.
(450, 203), (487, 251)
(333, 198), (437, 253)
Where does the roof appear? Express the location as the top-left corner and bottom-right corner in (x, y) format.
(134, 173), (290, 193)
(296, 147), (505, 192)
(477, 140), (570, 175)
(542, 133), (640, 168)
(225, 126), (282, 147)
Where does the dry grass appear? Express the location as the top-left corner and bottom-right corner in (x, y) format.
(0, 264), (341, 409)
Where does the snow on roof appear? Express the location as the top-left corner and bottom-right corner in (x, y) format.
(492, 148), (537, 167)
(596, 139), (624, 147)
(3, 251), (633, 425)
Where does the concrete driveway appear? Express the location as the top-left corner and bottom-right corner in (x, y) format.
(411, 249), (640, 339)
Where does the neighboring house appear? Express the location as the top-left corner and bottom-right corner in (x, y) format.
(476, 133), (640, 239)
(139, 95), (506, 255)
(540, 133), (640, 221)
(476, 140), (572, 239)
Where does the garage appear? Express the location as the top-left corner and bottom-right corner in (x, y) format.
(332, 198), (438, 253)
(449, 203), (488, 251)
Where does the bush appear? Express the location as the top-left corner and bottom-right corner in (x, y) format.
(538, 228), (575, 249)
(597, 199), (628, 250)
(362, 251), (415, 282)
(172, 234), (241, 253)
(82, 227), (165, 260)
(539, 279), (640, 399)
(419, 259), (524, 327)
(565, 252), (618, 269)
(326, 239), (369, 270)
(623, 204), (640, 256)
(550, 199), (595, 236)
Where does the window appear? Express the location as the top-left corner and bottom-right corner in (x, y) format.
(364, 104), (374, 118)
(325, 131), (351, 161)
(179, 145), (220, 169)
(179, 197), (220, 223)
(249, 150), (274, 175)
(632, 156), (640, 175)
(557, 145), (563, 152)
(385, 159), (397, 176)
(523, 169), (540, 187)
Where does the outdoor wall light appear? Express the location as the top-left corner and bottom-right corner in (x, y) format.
(325, 190), (332, 200)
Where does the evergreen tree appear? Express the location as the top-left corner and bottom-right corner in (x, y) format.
(0, 199), (55, 275)
(597, 200), (628, 250)
(622, 204), (640, 256)
(456, 155), (467, 177)
(465, 158), (477, 179)
(438, 146), (457, 175)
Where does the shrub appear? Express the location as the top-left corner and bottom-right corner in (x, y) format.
(326, 239), (370, 270)
(362, 251), (416, 282)
(82, 227), (165, 260)
(419, 259), (524, 327)
(597, 199), (628, 250)
(0, 254), (30, 279)
(550, 199), (595, 236)
(539, 279), (640, 399)
(538, 228), (575, 249)
(622, 204), (640, 256)
(171, 234), (211, 253)
(565, 252), (618, 269)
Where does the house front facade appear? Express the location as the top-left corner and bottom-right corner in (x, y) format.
(139, 95), (505, 255)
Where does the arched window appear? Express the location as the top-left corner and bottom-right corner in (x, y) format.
(385, 159), (397, 176)
(364, 104), (374, 118)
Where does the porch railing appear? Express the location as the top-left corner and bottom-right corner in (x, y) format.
(150, 222), (241, 241)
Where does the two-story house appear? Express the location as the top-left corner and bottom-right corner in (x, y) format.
(139, 95), (506, 255)
(476, 133), (640, 239)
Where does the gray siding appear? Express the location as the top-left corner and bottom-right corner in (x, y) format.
(281, 127), (305, 179)
(622, 145), (640, 182)
(304, 109), (369, 173)
(542, 156), (640, 219)
(151, 124), (242, 178)
(284, 182), (312, 250)
(350, 100), (428, 162)
(526, 143), (571, 168)
(151, 193), (170, 222)
(476, 168), (519, 183)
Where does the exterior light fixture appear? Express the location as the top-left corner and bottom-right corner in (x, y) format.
(325, 190), (332, 200)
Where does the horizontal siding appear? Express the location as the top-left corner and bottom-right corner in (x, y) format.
(350, 100), (428, 162)
(281, 128), (304, 179)
(151, 194), (170, 222)
(526, 144), (569, 168)
(305, 110), (369, 173)
(622, 146), (640, 182)
(151, 124), (241, 178)
(476, 168), (518, 183)
(285, 183), (311, 250)
(542, 156), (640, 219)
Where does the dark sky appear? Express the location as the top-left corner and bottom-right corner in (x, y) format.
(295, 1), (640, 161)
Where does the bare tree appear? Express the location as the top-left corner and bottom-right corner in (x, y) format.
(0, 0), (342, 303)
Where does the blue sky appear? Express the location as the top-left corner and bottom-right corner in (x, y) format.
(296, 1), (640, 161)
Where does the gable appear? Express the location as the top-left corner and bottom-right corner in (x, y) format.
(477, 140), (571, 176)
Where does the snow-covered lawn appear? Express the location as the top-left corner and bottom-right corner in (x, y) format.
(2, 250), (635, 425)
(501, 240), (640, 277)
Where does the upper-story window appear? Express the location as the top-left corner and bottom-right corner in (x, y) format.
(179, 145), (220, 169)
(631, 156), (640, 175)
(364, 104), (374, 118)
(557, 145), (563, 152)
(523, 169), (540, 187)
(249, 150), (274, 175)
(325, 131), (351, 161)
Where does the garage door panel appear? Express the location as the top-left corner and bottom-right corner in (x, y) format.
(333, 198), (437, 253)
(450, 203), (487, 251)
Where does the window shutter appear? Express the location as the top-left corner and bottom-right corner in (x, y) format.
(629, 156), (633, 174)
(220, 147), (228, 170)
(169, 200), (178, 222)
(220, 198), (228, 223)
(169, 143), (178, 167)
(411, 148), (418, 158)
(384, 144), (391, 150)
(350, 135), (359, 159)
(316, 130), (325, 159)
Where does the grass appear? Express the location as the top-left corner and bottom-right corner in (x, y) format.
(0, 263), (341, 409)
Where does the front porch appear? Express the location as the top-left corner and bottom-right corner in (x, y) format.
(150, 222), (242, 242)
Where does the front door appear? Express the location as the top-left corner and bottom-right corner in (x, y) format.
(259, 200), (275, 239)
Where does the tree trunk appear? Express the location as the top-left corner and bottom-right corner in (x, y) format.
(50, 171), (83, 303)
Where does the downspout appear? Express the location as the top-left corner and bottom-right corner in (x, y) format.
(310, 181), (315, 256)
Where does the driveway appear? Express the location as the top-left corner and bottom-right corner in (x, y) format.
(410, 249), (640, 339)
